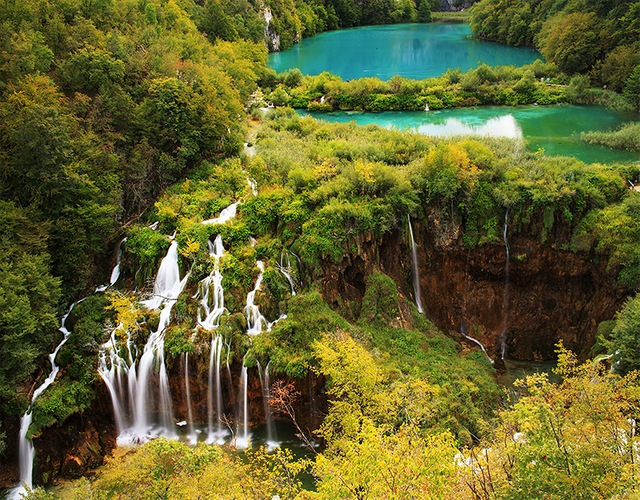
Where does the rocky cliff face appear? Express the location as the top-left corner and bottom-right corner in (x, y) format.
(319, 214), (628, 362)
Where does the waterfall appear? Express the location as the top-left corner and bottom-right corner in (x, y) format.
(278, 251), (297, 296)
(133, 241), (188, 440)
(97, 325), (129, 433)
(245, 261), (267, 336)
(197, 236), (226, 331)
(110, 238), (127, 286)
(98, 240), (190, 444)
(206, 335), (225, 444)
(235, 359), (250, 448)
(408, 216), (424, 313)
(183, 353), (197, 445)
(499, 209), (510, 359)
(7, 303), (79, 500)
(460, 328), (494, 365)
(264, 361), (277, 449)
(247, 178), (258, 196)
(201, 203), (238, 226)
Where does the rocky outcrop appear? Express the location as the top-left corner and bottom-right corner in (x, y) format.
(32, 383), (117, 484)
(261, 4), (281, 52)
(318, 215), (629, 362)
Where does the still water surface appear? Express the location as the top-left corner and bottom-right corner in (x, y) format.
(269, 23), (542, 80)
(299, 105), (640, 164)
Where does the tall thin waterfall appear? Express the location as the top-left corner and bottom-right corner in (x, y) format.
(278, 251), (297, 296)
(499, 209), (510, 359)
(236, 359), (250, 448)
(183, 353), (197, 445)
(7, 303), (79, 500)
(206, 335), (225, 444)
(98, 240), (190, 443)
(198, 236), (226, 330)
(263, 361), (277, 448)
(408, 216), (424, 313)
(460, 328), (495, 365)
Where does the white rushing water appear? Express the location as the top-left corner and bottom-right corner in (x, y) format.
(96, 177), (289, 452)
(235, 359), (250, 449)
(201, 203), (238, 226)
(183, 353), (197, 445)
(245, 262), (268, 336)
(262, 361), (278, 450)
(408, 216), (424, 313)
(197, 236), (227, 331)
(460, 330), (495, 365)
(110, 238), (127, 286)
(98, 240), (190, 444)
(499, 209), (510, 359)
(206, 335), (226, 444)
(7, 303), (80, 500)
(278, 251), (297, 296)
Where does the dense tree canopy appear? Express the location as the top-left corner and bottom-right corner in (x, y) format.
(470, 0), (639, 87)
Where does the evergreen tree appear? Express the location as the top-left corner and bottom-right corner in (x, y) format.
(623, 65), (640, 107)
(417, 0), (432, 23)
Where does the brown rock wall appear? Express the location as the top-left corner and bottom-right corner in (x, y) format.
(318, 223), (628, 361)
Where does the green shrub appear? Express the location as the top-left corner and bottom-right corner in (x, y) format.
(126, 227), (170, 268)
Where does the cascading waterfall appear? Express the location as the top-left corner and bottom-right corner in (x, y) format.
(110, 238), (127, 286)
(197, 236), (226, 331)
(7, 303), (80, 500)
(245, 262), (268, 336)
(183, 353), (197, 445)
(202, 203), (238, 226)
(408, 215), (424, 313)
(98, 240), (190, 444)
(98, 325), (129, 433)
(95, 238), (128, 293)
(499, 209), (510, 359)
(135, 240), (189, 440)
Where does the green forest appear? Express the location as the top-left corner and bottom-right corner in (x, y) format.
(0, 0), (639, 498)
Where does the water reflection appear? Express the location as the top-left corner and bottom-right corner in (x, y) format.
(416, 115), (523, 138)
(269, 23), (541, 80)
(298, 105), (640, 164)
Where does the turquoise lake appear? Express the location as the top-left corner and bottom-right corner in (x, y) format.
(270, 23), (639, 164)
(268, 23), (542, 80)
(299, 105), (640, 164)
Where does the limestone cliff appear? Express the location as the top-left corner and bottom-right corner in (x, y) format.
(318, 210), (629, 362)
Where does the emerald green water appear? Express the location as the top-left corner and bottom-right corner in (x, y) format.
(299, 105), (640, 164)
(268, 23), (542, 80)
